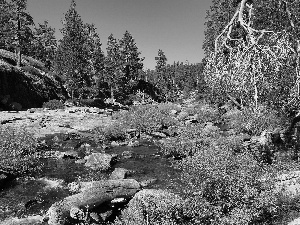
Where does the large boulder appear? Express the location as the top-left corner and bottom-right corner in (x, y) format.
(47, 179), (141, 225)
(115, 189), (183, 225)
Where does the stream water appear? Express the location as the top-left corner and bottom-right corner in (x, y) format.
(0, 135), (183, 222)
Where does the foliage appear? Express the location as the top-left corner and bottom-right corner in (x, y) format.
(0, 126), (40, 175)
(0, 0), (34, 66)
(223, 104), (286, 136)
(93, 122), (128, 143)
(203, 0), (300, 108)
(179, 137), (278, 225)
(42, 99), (64, 110)
(29, 20), (57, 69)
(55, 0), (99, 99)
(115, 104), (178, 134)
(119, 30), (144, 82)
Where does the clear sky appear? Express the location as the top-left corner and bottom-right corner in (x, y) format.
(27, 0), (213, 70)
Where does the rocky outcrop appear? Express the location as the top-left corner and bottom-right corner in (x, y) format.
(0, 50), (67, 110)
(84, 153), (117, 170)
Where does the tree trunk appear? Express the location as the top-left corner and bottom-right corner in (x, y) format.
(15, 46), (21, 67)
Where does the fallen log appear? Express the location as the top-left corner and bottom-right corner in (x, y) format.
(47, 179), (141, 225)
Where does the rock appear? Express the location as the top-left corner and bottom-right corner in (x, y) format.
(170, 109), (177, 115)
(84, 153), (117, 170)
(111, 141), (120, 147)
(289, 217), (300, 225)
(151, 132), (167, 138)
(110, 168), (131, 180)
(47, 179), (140, 225)
(274, 171), (300, 200)
(121, 151), (135, 159)
(38, 177), (64, 190)
(118, 189), (183, 224)
(0, 215), (45, 225)
(202, 124), (220, 135)
(127, 140), (140, 147)
(58, 150), (79, 159)
(139, 178), (157, 187)
(177, 111), (189, 121)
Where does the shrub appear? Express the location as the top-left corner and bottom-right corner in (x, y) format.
(78, 98), (105, 108)
(115, 104), (178, 134)
(159, 123), (222, 158)
(0, 126), (40, 175)
(42, 99), (64, 110)
(224, 104), (286, 136)
(93, 122), (128, 143)
(178, 137), (278, 225)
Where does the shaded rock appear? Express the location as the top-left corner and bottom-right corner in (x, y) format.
(47, 179), (140, 225)
(110, 168), (131, 180)
(117, 189), (183, 224)
(84, 153), (117, 171)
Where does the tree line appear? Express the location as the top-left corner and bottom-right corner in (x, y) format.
(0, 0), (206, 104)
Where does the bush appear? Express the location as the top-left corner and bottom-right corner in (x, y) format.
(223, 104), (286, 136)
(78, 98), (105, 108)
(178, 136), (278, 225)
(0, 126), (40, 175)
(42, 99), (64, 110)
(93, 122), (128, 143)
(114, 104), (178, 134)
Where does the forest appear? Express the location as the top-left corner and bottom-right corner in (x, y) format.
(2, 0), (300, 225)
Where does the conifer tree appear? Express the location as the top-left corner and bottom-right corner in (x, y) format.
(0, 0), (34, 66)
(30, 20), (57, 69)
(119, 30), (144, 82)
(104, 34), (121, 100)
(55, 0), (90, 99)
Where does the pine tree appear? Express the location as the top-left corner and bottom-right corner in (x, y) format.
(104, 34), (121, 100)
(0, 0), (34, 66)
(30, 20), (57, 69)
(55, 0), (90, 99)
(119, 30), (144, 82)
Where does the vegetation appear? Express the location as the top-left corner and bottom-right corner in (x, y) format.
(0, 126), (40, 176)
(42, 99), (64, 110)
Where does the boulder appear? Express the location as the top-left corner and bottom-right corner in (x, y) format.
(289, 217), (300, 225)
(151, 132), (167, 139)
(177, 111), (189, 121)
(274, 171), (300, 200)
(0, 215), (45, 225)
(110, 168), (131, 180)
(84, 153), (117, 170)
(0, 58), (66, 109)
(47, 179), (140, 225)
(117, 189), (183, 224)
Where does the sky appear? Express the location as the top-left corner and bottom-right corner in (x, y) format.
(27, 0), (213, 70)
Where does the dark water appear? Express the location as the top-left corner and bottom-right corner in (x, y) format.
(0, 138), (184, 221)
